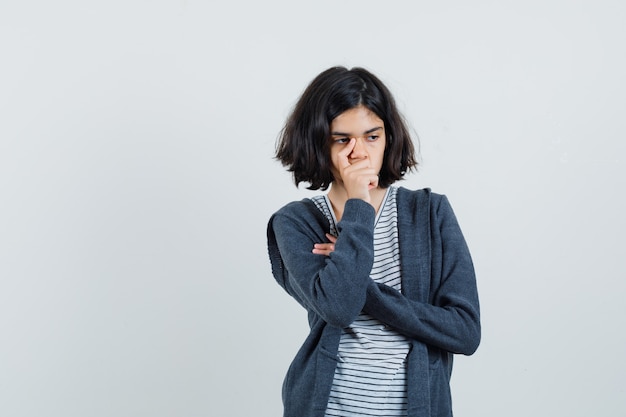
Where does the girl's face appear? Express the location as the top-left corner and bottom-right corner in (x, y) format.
(328, 105), (386, 184)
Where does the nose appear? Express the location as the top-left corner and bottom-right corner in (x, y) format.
(349, 137), (368, 159)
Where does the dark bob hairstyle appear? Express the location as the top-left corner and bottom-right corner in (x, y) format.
(275, 66), (418, 190)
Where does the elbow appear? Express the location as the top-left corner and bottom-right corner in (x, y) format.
(326, 316), (354, 329)
(444, 308), (480, 355)
(312, 281), (368, 328)
(322, 304), (362, 328)
(463, 331), (481, 355)
(317, 293), (366, 328)
(459, 319), (481, 355)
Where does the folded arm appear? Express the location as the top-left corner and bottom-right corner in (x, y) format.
(270, 199), (376, 328)
(363, 195), (480, 355)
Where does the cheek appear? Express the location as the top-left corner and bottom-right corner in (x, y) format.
(330, 149), (342, 165)
(371, 143), (386, 159)
(374, 147), (387, 169)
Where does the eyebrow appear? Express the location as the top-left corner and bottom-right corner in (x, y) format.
(331, 126), (383, 136)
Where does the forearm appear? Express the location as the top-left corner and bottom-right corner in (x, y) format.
(361, 191), (481, 354)
(271, 199), (376, 327)
(363, 280), (480, 354)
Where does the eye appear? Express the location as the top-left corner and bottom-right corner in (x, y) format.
(367, 135), (379, 142)
(333, 137), (350, 144)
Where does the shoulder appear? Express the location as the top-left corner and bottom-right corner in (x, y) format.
(395, 187), (459, 231)
(270, 198), (320, 222)
(268, 198), (329, 236)
(396, 186), (448, 209)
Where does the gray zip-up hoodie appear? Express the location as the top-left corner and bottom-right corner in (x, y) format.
(267, 187), (480, 417)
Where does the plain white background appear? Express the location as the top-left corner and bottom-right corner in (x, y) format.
(1, 1), (625, 416)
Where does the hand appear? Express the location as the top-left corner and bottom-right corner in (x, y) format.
(335, 139), (379, 203)
(312, 233), (337, 256)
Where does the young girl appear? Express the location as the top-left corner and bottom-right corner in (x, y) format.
(267, 66), (480, 417)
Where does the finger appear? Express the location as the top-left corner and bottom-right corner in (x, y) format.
(337, 138), (356, 169)
(313, 239), (335, 253)
(325, 233), (337, 243)
(341, 158), (371, 175)
(343, 165), (378, 187)
(312, 248), (330, 255)
(312, 241), (335, 255)
(313, 242), (335, 251)
(367, 174), (379, 190)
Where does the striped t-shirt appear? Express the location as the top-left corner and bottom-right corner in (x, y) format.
(311, 186), (410, 417)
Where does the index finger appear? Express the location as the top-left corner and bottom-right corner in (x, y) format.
(337, 138), (355, 169)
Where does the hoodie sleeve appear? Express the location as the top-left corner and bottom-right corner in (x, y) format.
(267, 199), (377, 328)
(362, 194), (481, 355)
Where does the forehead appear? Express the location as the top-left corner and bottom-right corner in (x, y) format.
(330, 106), (384, 131)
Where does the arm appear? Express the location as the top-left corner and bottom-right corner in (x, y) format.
(270, 198), (376, 328)
(362, 195), (480, 355)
